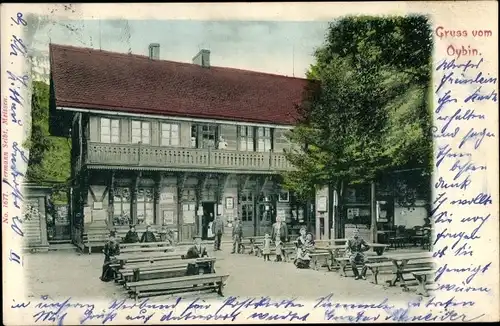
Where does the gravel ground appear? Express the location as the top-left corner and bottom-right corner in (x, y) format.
(24, 243), (421, 304)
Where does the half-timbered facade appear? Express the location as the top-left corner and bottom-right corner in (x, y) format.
(49, 44), (312, 246)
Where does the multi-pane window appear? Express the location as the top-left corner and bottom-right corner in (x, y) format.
(161, 123), (180, 146)
(256, 127), (272, 152)
(100, 118), (120, 143)
(131, 120), (151, 144)
(136, 188), (154, 225)
(241, 193), (254, 222)
(200, 125), (217, 148)
(239, 126), (254, 151)
(113, 187), (131, 226)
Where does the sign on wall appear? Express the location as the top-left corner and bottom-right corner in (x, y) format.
(160, 193), (174, 204)
(183, 211), (195, 224)
(163, 210), (175, 225)
(317, 196), (327, 211)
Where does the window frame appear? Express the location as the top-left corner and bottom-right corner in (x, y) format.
(100, 117), (120, 144)
(136, 187), (155, 225)
(131, 120), (151, 144)
(238, 126), (255, 152)
(160, 122), (180, 146)
(240, 192), (254, 222)
(256, 127), (272, 152)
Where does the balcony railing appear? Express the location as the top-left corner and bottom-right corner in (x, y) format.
(86, 142), (294, 172)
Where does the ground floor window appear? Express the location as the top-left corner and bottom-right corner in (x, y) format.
(112, 187), (155, 225)
(241, 193), (254, 223)
(113, 187), (131, 225)
(137, 188), (155, 225)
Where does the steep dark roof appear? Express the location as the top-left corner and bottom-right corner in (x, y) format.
(49, 43), (309, 125)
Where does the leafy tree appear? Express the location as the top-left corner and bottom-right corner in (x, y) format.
(25, 81), (71, 203)
(283, 16), (433, 236)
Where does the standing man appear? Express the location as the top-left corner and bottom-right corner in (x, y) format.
(271, 215), (288, 261)
(231, 218), (243, 254)
(345, 228), (371, 280)
(212, 214), (225, 251)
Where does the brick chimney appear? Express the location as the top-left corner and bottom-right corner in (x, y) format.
(148, 43), (160, 60)
(192, 49), (210, 68)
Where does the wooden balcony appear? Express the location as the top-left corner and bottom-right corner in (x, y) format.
(86, 142), (294, 173)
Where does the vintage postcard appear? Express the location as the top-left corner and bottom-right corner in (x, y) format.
(1, 2), (498, 324)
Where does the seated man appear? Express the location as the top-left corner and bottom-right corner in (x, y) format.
(123, 225), (139, 243)
(183, 235), (211, 275)
(100, 234), (120, 282)
(140, 225), (157, 243)
(345, 229), (371, 280)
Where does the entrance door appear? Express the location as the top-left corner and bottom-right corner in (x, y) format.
(201, 202), (215, 240)
(52, 204), (71, 241)
(240, 193), (255, 237)
(256, 203), (272, 236)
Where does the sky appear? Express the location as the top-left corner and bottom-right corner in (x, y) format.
(30, 19), (331, 79)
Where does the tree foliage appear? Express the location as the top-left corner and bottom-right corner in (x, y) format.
(25, 81), (71, 203)
(283, 15), (433, 202)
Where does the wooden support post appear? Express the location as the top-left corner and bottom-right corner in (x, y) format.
(371, 182), (377, 243)
(177, 173), (187, 241)
(108, 171), (115, 225)
(154, 173), (163, 225)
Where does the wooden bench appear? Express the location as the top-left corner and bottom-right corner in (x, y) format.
(309, 251), (332, 271)
(412, 270), (436, 296)
(83, 232), (109, 254)
(122, 265), (188, 284)
(127, 273), (229, 300)
(399, 265), (435, 292)
(335, 254), (387, 277)
(240, 237), (265, 255)
(366, 258), (434, 285)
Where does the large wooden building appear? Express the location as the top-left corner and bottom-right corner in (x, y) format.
(49, 44), (312, 248)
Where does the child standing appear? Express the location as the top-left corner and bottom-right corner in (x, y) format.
(262, 233), (271, 261)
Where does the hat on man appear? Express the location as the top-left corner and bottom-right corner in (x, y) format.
(193, 235), (202, 240)
(109, 230), (117, 237)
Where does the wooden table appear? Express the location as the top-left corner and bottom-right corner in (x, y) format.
(120, 241), (171, 249)
(115, 252), (181, 267)
(384, 252), (433, 287)
(120, 246), (175, 254)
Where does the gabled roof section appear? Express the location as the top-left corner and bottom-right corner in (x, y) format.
(49, 44), (310, 125)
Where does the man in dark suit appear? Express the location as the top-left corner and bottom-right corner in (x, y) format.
(140, 225), (157, 243)
(211, 214), (225, 251)
(123, 225), (139, 243)
(183, 236), (211, 275)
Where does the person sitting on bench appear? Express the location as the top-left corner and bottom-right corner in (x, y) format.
(183, 236), (211, 275)
(295, 230), (315, 269)
(100, 233), (120, 282)
(345, 229), (370, 280)
(123, 224), (139, 243)
(140, 224), (157, 243)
